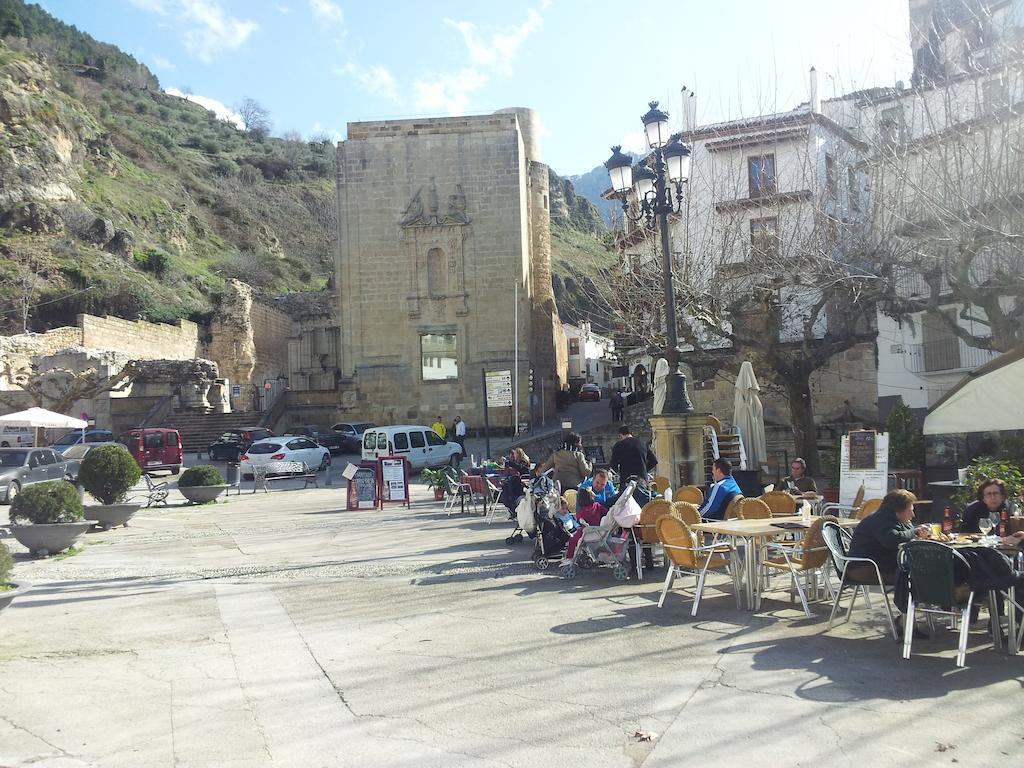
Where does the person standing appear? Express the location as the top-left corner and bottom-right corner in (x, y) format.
(610, 425), (657, 483)
(537, 432), (592, 491)
(431, 417), (447, 440)
(609, 392), (623, 422)
(453, 415), (467, 454)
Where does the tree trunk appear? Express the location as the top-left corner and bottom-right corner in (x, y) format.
(785, 376), (820, 477)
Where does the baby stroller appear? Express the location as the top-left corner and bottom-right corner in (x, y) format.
(513, 471), (568, 570)
(560, 480), (642, 582)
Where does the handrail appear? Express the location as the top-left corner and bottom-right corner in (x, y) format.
(258, 386), (289, 429)
(139, 394), (173, 428)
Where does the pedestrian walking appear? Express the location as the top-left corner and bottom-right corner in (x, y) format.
(453, 415), (467, 454)
(609, 391), (623, 422)
(431, 417), (447, 439)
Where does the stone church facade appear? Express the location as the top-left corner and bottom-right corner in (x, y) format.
(332, 108), (565, 430)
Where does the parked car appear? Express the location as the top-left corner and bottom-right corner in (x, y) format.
(50, 429), (114, 454)
(207, 427), (274, 461)
(120, 428), (183, 475)
(239, 436), (331, 479)
(360, 425), (463, 471)
(0, 447), (72, 504)
(61, 442), (131, 483)
(288, 426), (344, 454)
(0, 426), (34, 448)
(331, 422), (376, 453)
(578, 383), (602, 402)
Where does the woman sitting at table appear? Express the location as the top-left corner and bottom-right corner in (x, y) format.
(578, 469), (616, 505)
(505, 447), (531, 475)
(961, 478), (1012, 534)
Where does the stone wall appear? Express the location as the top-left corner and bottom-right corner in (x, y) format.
(335, 109), (547, 427)
(78, 314), (200, 360)
(250, 301), (294, 387)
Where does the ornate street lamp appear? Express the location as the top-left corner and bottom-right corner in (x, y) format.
(604, 101), (694, 414)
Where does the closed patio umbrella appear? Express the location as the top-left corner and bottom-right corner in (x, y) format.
(733, 361), (768, 470)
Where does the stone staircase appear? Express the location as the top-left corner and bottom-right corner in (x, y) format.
(159, 409), (267, 452)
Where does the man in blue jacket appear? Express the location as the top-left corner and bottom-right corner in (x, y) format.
(698, 458), (741, 520)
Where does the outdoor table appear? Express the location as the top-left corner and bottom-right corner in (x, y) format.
(947, 539), (1022, 655)
(691, 516), (859, 611)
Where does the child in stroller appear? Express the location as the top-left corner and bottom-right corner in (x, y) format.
(509, 471), (569, 570)
(559, 480), (641, 582)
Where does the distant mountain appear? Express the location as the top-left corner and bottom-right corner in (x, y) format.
(568, 151), (642, 228)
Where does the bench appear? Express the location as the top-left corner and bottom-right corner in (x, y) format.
(252, 461), (318, 493)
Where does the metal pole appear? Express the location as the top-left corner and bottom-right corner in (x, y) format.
(482, 368), (491, 461)
(513, 281), (519, 436)
(655, 147), (693, 414)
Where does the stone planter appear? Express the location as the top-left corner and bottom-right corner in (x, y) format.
(87, 503), (141, 531)
(10, 522), (91, 558)
(179, 484), (228, 504)
(0, 582), (30, 613)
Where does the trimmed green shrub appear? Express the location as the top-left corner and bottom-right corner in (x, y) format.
(0, 542), (13, 587)
(79, 444), (141, 505)
(10, 481), (85, 525)
(179, 465), (224, 488)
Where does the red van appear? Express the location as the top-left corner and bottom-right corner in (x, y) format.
(121, 428), (183, 475)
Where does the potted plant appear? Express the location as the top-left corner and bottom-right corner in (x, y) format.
(8, 480), (91, 558)
(422, 468), (448, 501)
(178, 465), (228, 504)
(78, 444), (142, 530)
(0, 542), (29, 613)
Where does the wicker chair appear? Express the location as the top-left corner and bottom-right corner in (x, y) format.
(636, 499), (672, 569)
(656, 515), (738, 615)
(738, 497), (773, 520)
(724, 495), (745, 520)
(670, 501), (701, 526)
(854, 498), (882, 520)
(674, 485), (704, 505)
(651, 476), (671, 495)
(563, 488), (578, 515)
(762, 515), (836, 617)
(759, 490), (797, 517)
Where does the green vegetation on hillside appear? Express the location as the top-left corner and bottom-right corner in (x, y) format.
(0, 0), (334, 334)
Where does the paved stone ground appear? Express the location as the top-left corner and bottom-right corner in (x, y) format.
(1, 480), (1021, 768)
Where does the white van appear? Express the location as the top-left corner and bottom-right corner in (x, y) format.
(0, 426), (34, 448)
(361, 425), (462, 471)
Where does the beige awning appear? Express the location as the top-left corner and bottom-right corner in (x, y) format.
(923, 347), (1024, 435)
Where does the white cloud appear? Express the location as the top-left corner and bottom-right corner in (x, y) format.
(443, 8), (542, 77)
(335, 62), (400, 103)
(152, 55), (175, 71)
(414, 68), (489, 115)
(309, 0), (343, 24)
(128, 0), (169, 13)
(275, 3), (293, 13)
(178, 0), (258, 63)
(166, 86), (244, 129)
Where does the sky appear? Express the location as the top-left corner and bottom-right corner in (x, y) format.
(39, 0), (915, 176)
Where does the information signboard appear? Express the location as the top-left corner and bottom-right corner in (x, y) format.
(840, 432), (889, 506)
(346, 464), (379, 510)
(377, 456), (410, 508)
(485, 369), (513, 408)
(848, 430), (877, 470)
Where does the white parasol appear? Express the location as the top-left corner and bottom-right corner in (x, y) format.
(733, 361), (768, 470)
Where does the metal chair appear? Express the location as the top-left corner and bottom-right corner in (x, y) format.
(651, 476), (671, 495)
(655, 515), (739, 615)
(636, 499), (672, 571)
(724, 495), (745, 520)
(854, 498), (883, 521)
(900, 540), (974, 666)
(821, 484), (866, 518)
(738, 497), (772, 520)
(443, 472), (474, 515)
(670, 501), (701, 526)
(822, 520), (899, 640)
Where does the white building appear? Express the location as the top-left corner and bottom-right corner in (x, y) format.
(562, 320), (617, 386)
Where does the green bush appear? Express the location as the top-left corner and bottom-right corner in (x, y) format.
(134, 247), (171, 276)
(10, 481), (85, 525)
(179, 465), (224, 488)
(0, 542), (13, 587)
(79, 444), (141, 505)
(953, 457), (1024, 510)
(886, 400), (924, 470)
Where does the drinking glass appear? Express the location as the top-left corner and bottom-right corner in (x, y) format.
(978, 517), (993, 536)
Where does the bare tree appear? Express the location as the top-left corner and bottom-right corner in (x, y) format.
(0, 358), (137, 415)
(235, 96), (271, 140)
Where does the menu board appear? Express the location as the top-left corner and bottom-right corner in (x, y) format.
(348, 465), (378, 510)
(378, 456), (410, 507)
(848, 430), (877, 470)
(840, 432), (889, 506)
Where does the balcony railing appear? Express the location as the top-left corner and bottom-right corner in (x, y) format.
(905, 338), (999, 373)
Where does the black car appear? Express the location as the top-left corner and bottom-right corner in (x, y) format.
(207, 428), (274, 461)
(287, 426), (344, 454)
(331, 422), (376, 453)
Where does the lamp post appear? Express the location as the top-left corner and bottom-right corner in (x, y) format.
(605, 101), (694, 414)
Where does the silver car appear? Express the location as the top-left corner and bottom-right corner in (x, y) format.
(0, 448), (71, 504)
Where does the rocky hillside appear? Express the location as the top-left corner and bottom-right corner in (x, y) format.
(0, 0), (614, 337)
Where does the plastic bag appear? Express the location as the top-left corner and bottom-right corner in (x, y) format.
(608, 489), (642, 528)
(516, 495), (536, 533)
